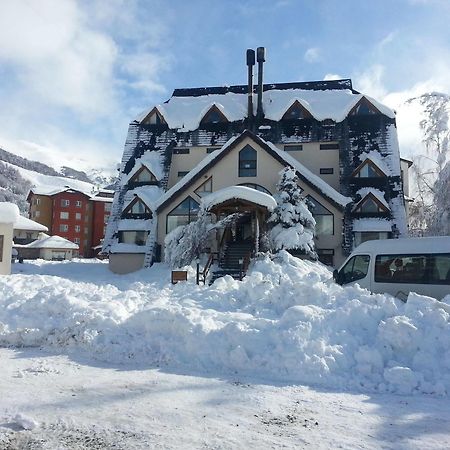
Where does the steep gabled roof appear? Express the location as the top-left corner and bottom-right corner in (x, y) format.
(156, 130), (351, 212)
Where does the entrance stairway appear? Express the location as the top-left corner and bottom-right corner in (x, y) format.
(210, 240), (253, 284)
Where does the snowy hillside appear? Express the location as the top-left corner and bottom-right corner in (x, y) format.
(1, 252), (449, 395)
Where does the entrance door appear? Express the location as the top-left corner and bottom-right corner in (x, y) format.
(236, 214), (252, 242)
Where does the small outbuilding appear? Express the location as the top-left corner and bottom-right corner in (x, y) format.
(23, 235), (79, 261)
(0, 202), (20, 275)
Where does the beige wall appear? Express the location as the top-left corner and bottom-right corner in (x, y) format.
(40, 248), (73, 261)
(109, 253), (145, 274)
(275, 142), (340, 191)
(158, 136), (345, 265)
(0, 222), (14, 275)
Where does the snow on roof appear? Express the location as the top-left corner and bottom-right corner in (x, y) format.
(136, 89), (395, 131)
(201, 186), (277, 211)
(355, 188), (389, 210)
(89, 196), (114, 203)
(0, 202), (20, 224)
(357, 150), (391, 176)
(117, 219), (154, 231)
(30, 185), (92, 197)
(123, 186), (163, 211)
(354, 236), (450, 254)
(109, 243), (146, 254)
(265, 141), (352, 207)
(352, 218), (393, 232)
(121, 151), (164, 185)
(14, 215), (48, 232)
(26, 235), (78, 250)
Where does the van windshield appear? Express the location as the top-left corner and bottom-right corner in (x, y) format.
(339, 254), (370, 285)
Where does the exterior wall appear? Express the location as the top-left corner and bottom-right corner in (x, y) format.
(157, 136), (345, 265)
(51, 191), (90, 257)
(0, 222), (14, 275)
(40, 248), (73, 261)
(29, 194), (53, 230)
(109, 253), (145, 274)
(91, 200), (111, 255)
(13, 229), (40, 244)
(274, 142), (340, 191)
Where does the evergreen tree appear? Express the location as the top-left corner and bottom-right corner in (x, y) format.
(269, 167), (317, 258)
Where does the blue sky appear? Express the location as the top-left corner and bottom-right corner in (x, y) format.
(0, 0), (449, 170)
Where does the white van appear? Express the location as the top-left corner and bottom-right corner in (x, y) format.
(333, 237), (450, 301)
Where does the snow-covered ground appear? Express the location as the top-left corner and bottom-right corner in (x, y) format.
(1, 255), (450, 449)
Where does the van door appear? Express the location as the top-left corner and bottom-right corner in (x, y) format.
(336, 254), (371, 289)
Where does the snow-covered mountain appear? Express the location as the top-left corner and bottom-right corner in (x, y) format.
(0, 146), (117, 214)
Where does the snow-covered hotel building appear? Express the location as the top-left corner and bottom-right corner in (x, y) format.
(104, 48), (410, 274)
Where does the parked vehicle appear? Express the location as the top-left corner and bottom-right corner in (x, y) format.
(333, 237), (450, 301)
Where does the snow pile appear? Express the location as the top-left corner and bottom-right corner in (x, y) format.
(0, 256), (450, 395)
(0, 202), (20, 224)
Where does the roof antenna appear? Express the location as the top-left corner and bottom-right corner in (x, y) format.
(246, 49), (255, 123)
(256, 47), (266, 122)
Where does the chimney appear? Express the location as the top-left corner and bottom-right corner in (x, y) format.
(246, 49), (255, 121)
(256, 47), (266, 121)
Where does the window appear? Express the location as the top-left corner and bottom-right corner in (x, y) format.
(238, 145), (257, 177)
(207, 147), (220, 153)
(375, 253), (450, 285)
(60, 211), (69, 219)
(317, 249), (334, 266)
(284, 145), (303, 151)
(178, 171), (189, 177)
(34, 210), (41, 218)
(75, 225), (81, 232)
(61, 199), (70, 207)
(75, 212), (81, 220)
(306, 196), (334, 235)
(143, 108), (166, 125)
(0, 235), (3, 262)
(353, 231), (389, 247)
(118, 230), (148, 246)
(131, 167), (157, 184)
(282, 101), (309, 120)
(173, 148), (190, 154)
(350, 99), (378, 116)
(353, 160), (385, 178)
(76, 200), (82, 208)
(200, 105), (228, 124)
(74, 237), (80, 244)
(104, 203), (112, 212)
(339, 255), (370, 284)
(122, 198), (152, 219)
(238, 183), (271, 195)
(354, 195), (388, 214)
(320, 168), (334, 175)
(194, 177), (212, 197)
(84, 227), (89, 235)
(166, 196), (200, 234)
(34, 198), (41, 206)
(320, 143), (339, 150)
(59, 224), (69, 232)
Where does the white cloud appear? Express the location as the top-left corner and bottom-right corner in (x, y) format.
(353, 64), (387, 100)
(304, 47), (320, 63)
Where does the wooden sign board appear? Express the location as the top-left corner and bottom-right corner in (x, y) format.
(171, 270), (188, 284)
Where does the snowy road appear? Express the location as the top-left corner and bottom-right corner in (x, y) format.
(1, 347), (450, 449)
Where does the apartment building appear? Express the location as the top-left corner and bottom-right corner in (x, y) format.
(103, 48), (410, 274)
(28, 187), (113, 257)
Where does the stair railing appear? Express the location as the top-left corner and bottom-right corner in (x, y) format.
(239, 251), (252, 281)
(197, 252), (218, 285)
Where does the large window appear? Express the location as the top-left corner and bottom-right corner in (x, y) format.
(354, 231), (389, 247)
(354, 195), (388, 214)
(166, 196), (200, 234)
(353, 160), (385, 178)
(122, 198), (152, 219)
(118, 231), (148, 246)
(194, 177), (213, 197)
(238, 183), (271, 195)
(306, 196), (334, 235)
(132, 167), (157, 183)
(238, 145), (257, 177)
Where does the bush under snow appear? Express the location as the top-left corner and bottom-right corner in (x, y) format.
(1, 255), (450, 396)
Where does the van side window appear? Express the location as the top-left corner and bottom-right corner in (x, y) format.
(375, 254), (441, 284)
(340, 255), (370, 284)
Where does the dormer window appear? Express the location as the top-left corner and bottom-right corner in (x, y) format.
(352, 160), (386, 178)
(141, 107), (166, 125)
(353, 194), (389, 214)
(128, 166), (158, 188)
(200, 105), (228, 124)
(282, 100), (312, 120)
(122, 197), (152, 219)
(349, 98), (380, 116)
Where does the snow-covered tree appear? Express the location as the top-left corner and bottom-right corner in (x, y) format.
(268, 167), (317, 258)
(427, 161), (450, 236)
(407, 93), (450, 235)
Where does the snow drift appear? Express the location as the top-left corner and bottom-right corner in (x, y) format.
(1, 254), (449, 395)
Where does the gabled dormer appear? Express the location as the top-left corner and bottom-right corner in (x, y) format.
(121, 196), (153, 220)
(352, 192), (390, 216)
(127, 165), (159, 189)
(349, 97), (381, 116)
(352, 159), (387, 178)
(281, 100), (312, 120)
(200, 104), (229, 125)
(141, 107), (167, 125)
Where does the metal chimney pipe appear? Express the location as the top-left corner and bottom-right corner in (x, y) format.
(246, 49), (255, 121)
(256, 47), (266, 121)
